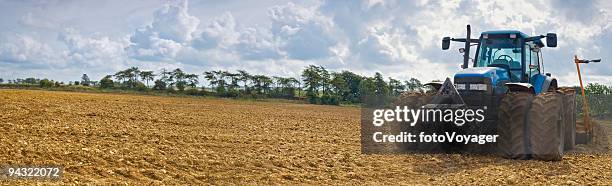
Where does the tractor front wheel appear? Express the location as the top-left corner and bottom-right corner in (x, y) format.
(497, 92), (533, 159)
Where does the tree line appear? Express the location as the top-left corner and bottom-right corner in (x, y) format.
(103, 65), (430, 105)
(2, 66), (610, 112)
(0, 65), (430, 105)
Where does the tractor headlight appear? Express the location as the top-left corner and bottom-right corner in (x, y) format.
(469, 83), (487, 91)
(455, 83), (466, 90)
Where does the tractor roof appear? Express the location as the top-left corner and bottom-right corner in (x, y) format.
(481, 30), (529, 38)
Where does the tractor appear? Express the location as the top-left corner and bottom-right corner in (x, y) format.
(397, 25), (578, 161)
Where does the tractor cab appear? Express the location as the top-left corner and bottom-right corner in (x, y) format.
(442, 25), (557, 94)
(474, 31), (528, 82)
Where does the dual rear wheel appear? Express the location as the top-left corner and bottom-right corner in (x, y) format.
(498, 90), (574, 161)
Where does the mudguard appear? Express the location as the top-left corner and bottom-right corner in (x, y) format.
(531, 74), (557, 94)
(505, 83), (535, 94)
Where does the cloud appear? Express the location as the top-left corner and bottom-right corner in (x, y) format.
(59, 28), (127, 69)
(235, 27), (280, 60)
(126, 0), (199, 61)
(192, 12), (239, 50)
(356, 23), (414, 64)
(268, 2), (339, 60)
(0, 34), (61, 68)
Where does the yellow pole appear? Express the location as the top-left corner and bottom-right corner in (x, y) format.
(574, 55), (591, 136)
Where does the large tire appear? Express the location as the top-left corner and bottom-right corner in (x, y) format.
(529, 92), (564, 161)
(497, 92), (533, 159)
(559, 88), (576, 150)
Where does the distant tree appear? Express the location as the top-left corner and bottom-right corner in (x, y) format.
(330, 72), (349, 99)
(250, 75), (261, 94)
(186, 74), (199, 88)
(273, 76), (299, 98)
(114, 67), (141, 88)
(74, 81), (80, 86)
(0, 78), (3, 83)
(260, 75), (273, 94)
(318, 67), (331, 95)
(203, 71), (216, 90)
(204, 70), (229, 95)
(388, 77), (404, 96)
(338, 71), (363, 103)
(359, 77), (376, 102)
(153, 79), (167, 90)
(237, 70), (251, 93)
(24, 77), (37, 84)
(114, 70), (128, 85)
(127, 67), (140, 84)
(585, 83), (611, 95)
(39, 79), (53, 88)
(405, 78), (423, 92)
(81, 74), (91, 86)
(139, 71), (155, 87)
(221, 72), (235, 90)
(302, 65), (322, 103)
(99, 75), (114, 89)
(171, 68), (187, 91)
(249, 75), (272, 95)
(159, 68), (173, 87)
(373, 72), (388, 96)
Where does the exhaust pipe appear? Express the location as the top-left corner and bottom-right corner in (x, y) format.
(463, 25), (471, 69)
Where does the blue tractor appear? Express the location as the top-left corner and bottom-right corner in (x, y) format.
(421, 25), (576, 160)
(443, 25), (558, 94)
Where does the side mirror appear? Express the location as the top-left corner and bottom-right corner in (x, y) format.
(442, 37), (450, 50)
(546, 33), (557, 47)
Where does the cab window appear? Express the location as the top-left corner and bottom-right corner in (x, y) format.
(476, 37), (522, 81)
(527, 44), (540, 79)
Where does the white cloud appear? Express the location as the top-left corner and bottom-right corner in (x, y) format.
(235, 27), (280, 60)
(59, 28), (127, 69)
(268, 2), (339, 60)
(192, 12), (239, 50)
(126, 0), (199, 61)
(356, 23), (416, 64)
(0, 34), (61, 67)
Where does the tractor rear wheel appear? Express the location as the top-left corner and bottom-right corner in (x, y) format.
(559, 87), (576, 150)
(497, 92), (533, 159)
(529, 92), (564, 161)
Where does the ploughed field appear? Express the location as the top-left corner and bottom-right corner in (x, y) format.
(0, 89), (610, 184)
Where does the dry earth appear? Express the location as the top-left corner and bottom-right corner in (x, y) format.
(0, 89), (610, 185)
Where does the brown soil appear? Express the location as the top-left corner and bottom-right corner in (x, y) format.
(0, 90), (610, 185)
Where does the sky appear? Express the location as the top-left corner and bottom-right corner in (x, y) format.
(0, 0), (610, 86)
